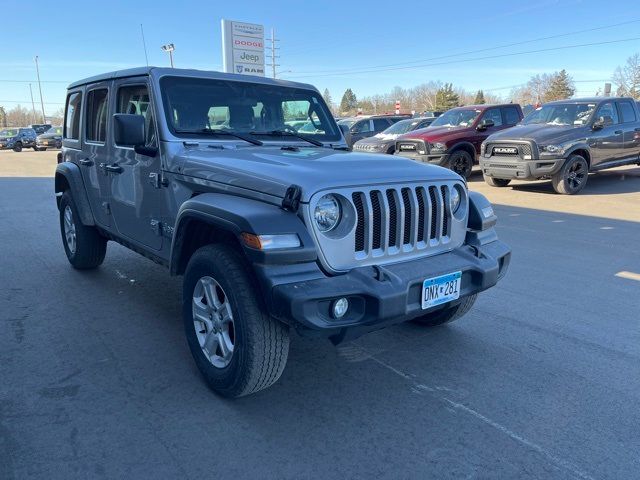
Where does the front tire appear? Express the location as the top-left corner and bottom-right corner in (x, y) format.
(59, 191), (107, 269)
(484, 176), (511, 187)
(412, 294), (477, 327)
(13, 142), (22, 152)
(447, 150), (474, 178)
(551, 155), (588, 194)
(183, 244), (290, 398)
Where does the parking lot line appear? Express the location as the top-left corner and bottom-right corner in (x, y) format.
(615, 271), (640, 282)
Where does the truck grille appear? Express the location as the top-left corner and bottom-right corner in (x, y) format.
(486, 143), (533, 158)
(352, 185), (450, 254)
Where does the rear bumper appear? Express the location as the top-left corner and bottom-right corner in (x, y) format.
(258, 233), (510, 342)
(480, 155), (565, 180)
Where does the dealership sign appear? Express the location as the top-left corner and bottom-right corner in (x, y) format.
(221, 19), (265, 76)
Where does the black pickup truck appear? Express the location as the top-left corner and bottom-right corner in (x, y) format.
(480, 97), (640, 194)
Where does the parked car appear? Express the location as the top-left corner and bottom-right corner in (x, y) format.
(394, 104), (524, 178)
(353, 117), (436, 154)
(480, 97), (640, 194)
(30, 124), (52, 135)
(55, 67), (510, 397)
(0, 127), (38, 152)
(338, 114), (411, 148)
(36, 126), (63, 150)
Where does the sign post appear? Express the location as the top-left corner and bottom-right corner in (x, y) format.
(221, 19), (265, 76)
(395, 101), (400, 114)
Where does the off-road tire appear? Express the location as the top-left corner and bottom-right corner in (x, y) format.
(183, 244), (290, 398)
(59, 191), (107, 269)
(484, 176), (511, 187)
(447, 150), (474, 178)
(412, 294), (477, 327)
(551, 155), (589, 194)
(13, 142), (22, 152)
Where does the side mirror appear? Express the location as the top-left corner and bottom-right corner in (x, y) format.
(113, 114), (156, 156)
(477, 119), (495, 131)
(592, 115), (613, 130)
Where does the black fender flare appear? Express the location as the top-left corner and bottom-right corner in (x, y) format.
(447, 141), (477, 160)
(169, 193), (318, 275)
(54, 162), (95, 226)
(563, 144), (592, 165)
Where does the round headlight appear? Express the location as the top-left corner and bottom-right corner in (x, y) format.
(450, 186), (462, 214)
(314, 194), (341, 232)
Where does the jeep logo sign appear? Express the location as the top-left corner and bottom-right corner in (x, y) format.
(221, 19), (265, 76)
(493, 147), (518, 155)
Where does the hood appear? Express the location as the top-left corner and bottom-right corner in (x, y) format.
(178, 145), (461, 202)
(354, 134), (398, 146)
(38, 131), (61, 139)
(487, 123), (587, 144)
(398, 125), (472, 142)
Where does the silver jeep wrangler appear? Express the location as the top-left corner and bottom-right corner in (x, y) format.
(55, 67), (510, 397)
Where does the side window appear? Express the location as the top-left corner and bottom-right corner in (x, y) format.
(502, 107), (521, 125)
(482, 109), (503, 126)
(618, 101), (637, 123)
(373, 118), (390, 131)
(352, 120), (371, 134)
(86, 88), (109, 143)
(64, 92), (82, 140)
(116, 85), (155, 146)
(596, 102), (619, 124)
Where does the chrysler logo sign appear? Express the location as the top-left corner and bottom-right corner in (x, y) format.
(493, 147), (518, 154)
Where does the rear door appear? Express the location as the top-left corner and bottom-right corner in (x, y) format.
(83, 83), (112, 227)
(373, 118), (391, 135)
(107, 78), (163, 250)
(616, 100), (640, 160)
(591, 101), (624, 166)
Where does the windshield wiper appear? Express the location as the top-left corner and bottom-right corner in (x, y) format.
(251, 129), (324, 147)
(174, 128), (263, 146)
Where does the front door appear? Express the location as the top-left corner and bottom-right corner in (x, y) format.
(107, 79), (164, 250)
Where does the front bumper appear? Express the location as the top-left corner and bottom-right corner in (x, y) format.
(395, 151), (448, 165)
(260, 233), (510, 342)
(480, 155), (565, 180)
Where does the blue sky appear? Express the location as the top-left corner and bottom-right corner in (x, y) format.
(2, 0), (640, 116)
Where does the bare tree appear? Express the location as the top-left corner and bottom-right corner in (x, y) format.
(5, 105), (32, 127)
(612, 53), (640, 99)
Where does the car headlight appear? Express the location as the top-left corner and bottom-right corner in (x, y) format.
(540, 144), (564, 155)
(450, 185), (462, 214)
(480, 142), (486, 155)
(429, 142), (447, 153)
(314, 194), (341, 232)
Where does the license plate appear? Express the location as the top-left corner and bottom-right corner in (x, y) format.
(422, 271), (462, 309)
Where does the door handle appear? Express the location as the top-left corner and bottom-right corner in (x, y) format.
(78, 158), (93, 166)
(614, 130), (623, 135)
(104, 164), (123, 174)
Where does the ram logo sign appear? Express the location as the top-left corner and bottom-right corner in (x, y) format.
(493, 147), (518, 155)
(221, 19), (265, 77)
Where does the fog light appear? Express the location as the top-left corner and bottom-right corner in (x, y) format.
(332, 298), (349, 319)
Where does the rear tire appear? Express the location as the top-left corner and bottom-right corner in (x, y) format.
(447, 150), (473, 178)
(13, 142), (22, 152)
(183, 244), (290, 398)
(551, 155), (588, 194)
(412, 294), (477, 327)
(59, 191), (107, 269)
(484, 176), (511, 187)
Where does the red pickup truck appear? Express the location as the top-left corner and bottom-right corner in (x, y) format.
(394, 104), (524, 178)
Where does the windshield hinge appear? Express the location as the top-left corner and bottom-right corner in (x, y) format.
(281, 184), (302, 212)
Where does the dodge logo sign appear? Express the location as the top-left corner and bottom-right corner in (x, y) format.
(493, 147), (518, 154)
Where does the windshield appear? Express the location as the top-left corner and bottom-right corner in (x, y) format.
(382, 119), (421, 135)
(160, 76), (340, 142)
(430, 109), (481, 127)
(522, 103), (596, 126)
(337, 119), (357, 128)
(46, 127), (62, 135)
(0, 129), (18, 137)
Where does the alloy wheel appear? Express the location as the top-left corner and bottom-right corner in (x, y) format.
(63, 205), (77, 254)
(566, 160), (587, 192)
(192, 276), (235, 368)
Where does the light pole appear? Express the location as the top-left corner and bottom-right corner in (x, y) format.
(275, 69), (292, 78)
(29, 84), (37, 124)
(161, 44), (175, 68)
(34, 56), (46, 123)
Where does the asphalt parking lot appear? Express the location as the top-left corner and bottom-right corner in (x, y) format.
(1, 149), (639, 479)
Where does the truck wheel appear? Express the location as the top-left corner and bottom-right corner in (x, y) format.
(13, 142), (22, 152)
(183, 244), (290, 398)
(447, 150), (473, 178)
(483, 176), (511, 187)
(551, 155), (588, 194)
(33, 146), (42, 151)
(59, 191), (107, 269)
(412, 294), (477, 327)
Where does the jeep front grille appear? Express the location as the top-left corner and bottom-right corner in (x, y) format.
(307, 181), (467, 272)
